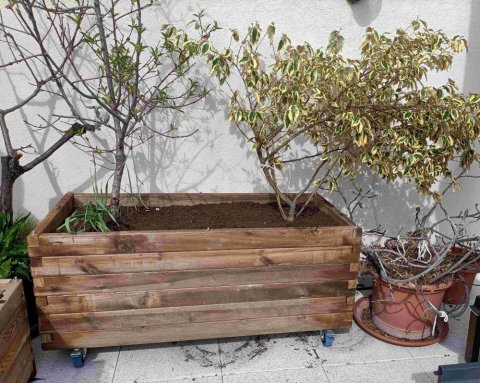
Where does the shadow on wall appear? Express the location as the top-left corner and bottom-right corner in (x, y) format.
(348, 0), (383, 27)
(243, 144), (428, 234)
(463, 0), (480, 94)
(131, 69), (233, 193)
(441, 0), (480, 233)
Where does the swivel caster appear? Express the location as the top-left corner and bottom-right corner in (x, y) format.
(70, 348), (87, 368)
(321, 330), (335, 347)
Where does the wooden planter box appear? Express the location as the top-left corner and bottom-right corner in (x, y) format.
(27, 193), (361, 350)
(0, 279), (36, 383)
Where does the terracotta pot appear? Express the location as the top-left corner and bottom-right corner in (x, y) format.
(354, 297), (449, 347)
(372, 276), (452, 340)
(443, 264), (479, 305)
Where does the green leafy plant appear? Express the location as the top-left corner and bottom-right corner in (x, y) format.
(209, 20), (480, 221)
(58, 181), (117, 234)
(0, 213), (35, 279)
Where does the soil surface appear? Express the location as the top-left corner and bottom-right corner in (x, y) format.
(108, 201), (344, 231)
(364, 240), (474, 284)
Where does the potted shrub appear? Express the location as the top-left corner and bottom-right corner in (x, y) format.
(25, 5), (362, 358)
(443, 247), (479, 305)
(0, 278), (36, 383)
(208, 20), (479, 221)
(358, 170), (480, 344)
(207, 20), (480, 344)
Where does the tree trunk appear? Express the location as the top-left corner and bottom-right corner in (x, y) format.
(1, 155), (24, 217)
(110, 142), (127, 216)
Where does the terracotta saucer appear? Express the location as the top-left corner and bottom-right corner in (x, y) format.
(353, 296), (449, 347)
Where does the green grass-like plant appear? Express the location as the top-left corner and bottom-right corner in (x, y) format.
(0, 212), (35, 279)
(58, 180), (117, 234)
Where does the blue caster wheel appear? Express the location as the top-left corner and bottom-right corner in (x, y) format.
(321, 330), (335, 347)
(70, 348), (87, 368)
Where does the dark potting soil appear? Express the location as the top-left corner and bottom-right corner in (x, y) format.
(109, 201), (344, 231)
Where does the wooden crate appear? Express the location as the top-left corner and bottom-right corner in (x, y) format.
(27, 193), (361, 350)
(0, 279), (36, 383)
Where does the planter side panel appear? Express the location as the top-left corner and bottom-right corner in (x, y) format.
(28, 193), (361, 350)
(0, 280), (36, 383)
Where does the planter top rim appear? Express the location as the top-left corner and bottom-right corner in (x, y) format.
(36, 224), (360, 237)
(30, 192), (360, 238)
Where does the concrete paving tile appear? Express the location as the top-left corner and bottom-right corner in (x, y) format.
(118, 376), (222, 383)
(407, 310), (469, 358)
(218, 332), (327, 374)
(113, 339), (221, 382)
(415, 355), (465, 382)
(320, 321), (413, 366)
(222, 367), (329, 383)
(32, 336), (119, 383)
(323, 359), (433, 383)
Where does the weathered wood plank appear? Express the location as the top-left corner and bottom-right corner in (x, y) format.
(33, 264), (357, 296)
(29, 226), (360, 257)
(0, 280), (24, 333)
(41, 312), (352, 349)
(0, 302), (32, 383)
(39, 297), (352, 332)
(0, 302), (27, 361)
(37, 281), (353, 314)
(30, 246), (355, 276)
(3, 334), (35, 383)
(27, 193), (74, 247)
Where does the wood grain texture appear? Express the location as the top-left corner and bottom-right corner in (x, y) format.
(36, 280), (353, 315)
(30, 246), (355, 276)
(0, 280), (35, 383)
(33, 264), (357, 296)
(39, 297), (352, 332)
(3, 338), (35, 383)
(27, 193), (73, 247)
(29, 226), (360, 257)
(28, 193), (361, 350)
(41, 312), (352, 349)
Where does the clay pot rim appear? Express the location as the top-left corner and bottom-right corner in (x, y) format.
(458, 263), (480, 273)
(375, 274), (453, 293)
(353, 296), (449, 347)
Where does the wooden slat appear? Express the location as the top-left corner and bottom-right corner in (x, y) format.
(3, 333), (35, 383)
(0, 280), (24, 332)
(0, 302), (27, 361)
(27, 193), (73, 246)
(39, 297), (352, 332)
(41, 312), (352, 349)
(33, 264), (357, 296)
(29, 226), (360, 257)
(0, 303), (31, 383)
(36, 280), (353, 314)
(30, 246), (355, 276)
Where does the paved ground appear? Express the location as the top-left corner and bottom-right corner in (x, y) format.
(32, 281), (477, 383)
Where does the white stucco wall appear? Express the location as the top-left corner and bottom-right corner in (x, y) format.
(2, 0), (480, 233)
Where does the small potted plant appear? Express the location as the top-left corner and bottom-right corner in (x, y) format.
(358, 169), (480, 344)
